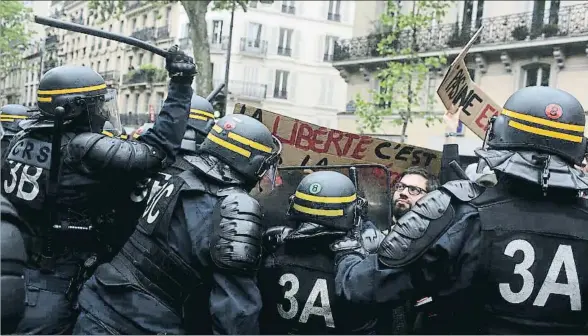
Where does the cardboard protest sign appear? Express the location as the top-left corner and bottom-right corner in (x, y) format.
(234, 104), (442, 181)
(437, 26), (503, 139)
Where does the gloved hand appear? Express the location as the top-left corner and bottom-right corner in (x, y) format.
(165, 45), (197, 84)
(330, 232), (368, 262)
(262, 226), (293, 253)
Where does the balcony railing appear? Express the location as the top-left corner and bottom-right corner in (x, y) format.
(131, 27), (156, 41)
(156, 26), (170, 40)
(327, 12), (341, 22)
(333, 3), (588, 62)
(240, 38), (268, 56)
(281, 5), (295, 14)
(323, 53), (334, 62)
(123, 68), (166, 85)
(273, 88), (288, 99)
(211, 37), (229, 53)
(214, 79), (268, 100)
(100, 71), (120, 82)
(277, 46), (292, 56)
(45, 35), (59, 46)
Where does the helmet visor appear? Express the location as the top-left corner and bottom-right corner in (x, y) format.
(97, 89), (122, 133)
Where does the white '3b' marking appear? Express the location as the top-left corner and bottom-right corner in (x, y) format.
(277, 273), (335, 328)
(499, 239), (581, 311)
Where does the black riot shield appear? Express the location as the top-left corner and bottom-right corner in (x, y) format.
(253, 164), (392, 231)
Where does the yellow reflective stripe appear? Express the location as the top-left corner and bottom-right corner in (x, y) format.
(0, 118), (16, 122)
(37, 96), (52, 102)
(502, 109), (584, 133)
(228, 132), (272, 153)
(38, 84), (107, 95)
(212, 125), (223, 133)
(293, 204), (343, 217)
(120, 134), (128, 139)
(190, 109), (214, 119)
(207, 133), (251, 157)
(101, 130), (114, 137)
(508, 120), (583, 143)
(0, 115), (28, 119)
(133, 133), (140, 139)
(295, 191), (356, 204)
(189, 115), (208, 121)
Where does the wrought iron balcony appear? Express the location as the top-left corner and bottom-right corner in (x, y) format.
(131, 27), (156, 42)
(327, 12), (341, 22)
(156, 26), (170, 40)
(273, 88), (288, 100)
(281, 5), (295, 15)
(210, 37), (229, 53)
(123, 68), (166, 85)
(45, 35), (59, 46)
(239, 38), (268, 56)
(214, 79), (268, 100)
(100, 71), (119, 82)
(277, 46), (292, 56)
(333, 2), (588, 62)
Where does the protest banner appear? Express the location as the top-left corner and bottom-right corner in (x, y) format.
(235, 104), (442, 182)
(437, 26), (503, 139)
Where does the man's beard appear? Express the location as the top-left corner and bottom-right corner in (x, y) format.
(392, 199), (411, 219)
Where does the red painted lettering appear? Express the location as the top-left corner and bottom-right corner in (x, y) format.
(272, 117), (296, 145)
(342, 133), (360, 157)
(295, 123), (313, 151)
(326, 130), (344, 156)
(475, 104), (499, 131)
(352, 136), (373, 160)
(312, 127), (328, 153)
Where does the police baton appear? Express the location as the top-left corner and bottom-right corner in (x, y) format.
(207, 83), (226, 102)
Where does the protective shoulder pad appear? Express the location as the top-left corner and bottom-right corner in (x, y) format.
(378, 189), (454, 268)
(262, 226), (293, 253)
(65, 132), (166, 176)
(440, 179), (483, 202)
(210, 191), (264, 272)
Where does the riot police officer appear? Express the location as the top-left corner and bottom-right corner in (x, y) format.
(333, 86), (588, 334)
(260, 170), (383, 334)
(72, 114), (282, 335)
(0, 104), (35, 153)
(1, 46), (196, 334)
(0, 122), (27, 334)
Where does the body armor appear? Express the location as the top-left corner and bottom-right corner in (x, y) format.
(260, 223), (378, 334)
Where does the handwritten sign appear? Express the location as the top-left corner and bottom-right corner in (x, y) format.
(235, 104), (441, 181)
(437, 26), (502, 139)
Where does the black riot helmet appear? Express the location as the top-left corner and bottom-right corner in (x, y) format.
(288, 171), (359, 231)
(181, 94), (216, 153)
(199, 114), (282, 184)
(0, 104), (34, 135)
(488, 86), (586, 165)
(36, 65), (121, 134)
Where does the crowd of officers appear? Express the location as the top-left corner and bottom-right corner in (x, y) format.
(1, 44), (587, 335)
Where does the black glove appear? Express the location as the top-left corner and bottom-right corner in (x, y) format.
(262, 226), (293, 253)
(165, 45), (197, 83)
(330, 232), (368, 262)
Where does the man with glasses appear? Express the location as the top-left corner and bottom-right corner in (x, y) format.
(390, 167), (439, 233)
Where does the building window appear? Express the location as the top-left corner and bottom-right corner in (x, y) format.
(327, 0), (341, 22)
(524, 63), (550, 87)
(323, 35), (338, 61)
(277, 28), (293, 56)
(274, 70), (289, 99)
(212, 20), (224, 44)
(281, 1), (295, 14)
(247, 23), (263, 48)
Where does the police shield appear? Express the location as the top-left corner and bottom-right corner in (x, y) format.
(252, 164), (392, 231)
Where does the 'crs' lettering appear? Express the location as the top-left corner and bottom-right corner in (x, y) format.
(3, 160), (43, 201)
(499, 239), (581, 311)
(277, 273), (335, 328)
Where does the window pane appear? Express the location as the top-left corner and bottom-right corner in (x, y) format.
(540, 65), (550, 86)
(526, 67), (538, 87)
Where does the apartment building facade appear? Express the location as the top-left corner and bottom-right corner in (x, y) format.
(0, 0), (51, 107)
(331, 0), (588, 154)
(177, 0), (355, 128)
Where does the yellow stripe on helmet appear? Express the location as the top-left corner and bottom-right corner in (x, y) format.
(508, 120), (583, 143)
(295, 191), (357, 204)
(189, 115), (208, 121)
(292, 204), (344, 217)
(0, 115), (28, 119)
(120, 134), (128, 139)
(207, 133), (251, 158)
(37, 83), (107, 95)
(190, 109), (214, 119)
(101, 130), (114, 137)
(212, 125), (223, 133)
(133, 133), (140, 139)
(502, 109), (585, 133)
(37, 96), (52, 102)
(211, 124), (273, 153)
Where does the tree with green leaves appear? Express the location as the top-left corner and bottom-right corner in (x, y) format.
(353, 0), (452, 142)
(0, 1), (33, 76)
(88, 0), (248, 97)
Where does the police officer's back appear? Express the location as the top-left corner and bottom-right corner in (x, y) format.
(260, 171), (378, 334)
(0, 48), (196, 334)
(333, 86), (588, 334)
(72, 114), (282, 335)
